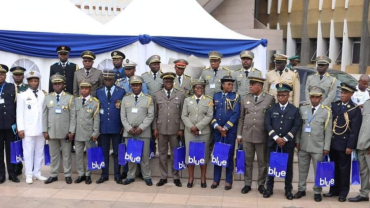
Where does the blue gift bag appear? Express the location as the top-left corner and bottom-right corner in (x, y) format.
(174, 140), (186, 170)
(351, 151), (361, 185)
(10, 137), (23, 164)
(44, 144), (51, 166)
(268, 146), (288, 178)
(125, 138), (144, 164)
(212, 137), (231, 167)
(188, 139), (206, 165)
(118, 143), (126, 165)
(87, 145), (105, 171)
(315, 155), (335, 187)
(149, 138), (155, 159)
(235, 144), (245, 174)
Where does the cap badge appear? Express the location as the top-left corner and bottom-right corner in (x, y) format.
(30, 71), (34, 75)
(347, 105), (351, 108)
(114, 52), (117, 55)
(279, 83), (282, 88)
(61, 46), (65, 50)
(126, 59), (129, 63)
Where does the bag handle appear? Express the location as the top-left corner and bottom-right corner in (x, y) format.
(322, 154), (331, 162)
(275, 145), (283, 153)
(89, 139), (98, 148)
(221, 136), (226, 143)
(238, 143), (243, 150)
(352, 150), (358, 161)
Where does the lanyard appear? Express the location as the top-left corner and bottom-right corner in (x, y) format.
(307, 111), (316, 124)
(0, 83), (6, 98)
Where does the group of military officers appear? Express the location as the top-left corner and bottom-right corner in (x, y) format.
(0, 45), (370, 204)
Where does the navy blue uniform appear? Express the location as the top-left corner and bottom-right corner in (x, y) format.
(113, 67), (126, 82)
(49, 61), (78, 95)
(264, 102), (301, 192)
(211, 92), (240, 184)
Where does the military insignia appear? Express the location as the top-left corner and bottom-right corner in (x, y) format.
(114, 52), (117, 56)
(279, 83), (282, 88)
(206, 75), (211, 79)
(115, 100), (121, 109)
(61, 46), (65, 50)
(347, 105), (350, 108)
(50, 100), (53, 105)
(246, 101), (250, 104)
(28, 105), (31, 109)
(175, 97), (178, 99)
(30, 71), (34, 75)
(239, 74), (243, 77)
(190, 101), (193, 104)
(126, 59), (129, 63)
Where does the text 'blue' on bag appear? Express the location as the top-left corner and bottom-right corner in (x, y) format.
(188, 141), (206, 165)
(268, 146), (288, 178)
(10, 139), (23, 164)
(315, 155), (335, 187)
(87, 146), (105, 171)
(125, 138), (144, 164)
(211, 138), (231, 167)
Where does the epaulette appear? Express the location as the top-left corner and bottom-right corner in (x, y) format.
(334, 100), (341, 104)
(141, 72), (149, 75)
(93, 97), (99, 102)
(97, 86), (104, 91)
(154, 89), (162, 93)
(144, 94), (152, 98)
(323, 105), (331, 110)
(301, 101), (310, 106)
(221, 67), (230, 71)
(205, 95), (213, 100)
(53, 62), (59, 66)
(204, 67), (211, 70)
(64, 92), (72, 95)
(174, 87), (183, 92)
(76, 64), (79, 71)
(184, 74), (191, 78)
(125, 93), (132, 97)
(42, 90), (47, 95)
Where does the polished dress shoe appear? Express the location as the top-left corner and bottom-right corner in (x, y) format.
(65, 177), (72, 184)
(174, 179), (182, 187)
(224, 184), (232, 190)
(211, 182), (219, 189)
(285, 191), (294, 200)
(123, 178), (135, 185)
(96, 177), (109, 184)
(74, 176), (86, 183)
(314, 194), (322, 202)
(145, 179), (153, 186)
(9, 175), (20, 183)
(258, 185), (265, 194)
(348, 195), (370, 202)
(263, 190), (273, 198)
(241, 186), (251, 194)
(293, 191), (306, 199)
(338, 196), (346, 202)
(201, 182), (207, 188)
(156, 179), (167, 186)
(44, 176), (58, 184)
(116, 179), (123, 184)
(323, 192), (339, 197)
(120, 172), (127, 180)
(0, 175), (5, 184)
(187, 180), (194, 188)
(85, 176), (92, 184)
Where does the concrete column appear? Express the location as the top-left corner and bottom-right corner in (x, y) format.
(286, 22), (296, 57)
(329, 20), (340, 68)
(300, 0), (310, 66)
(341, 19), (351, 72)
(359, 0), (370, 74)
(317, 21), (327, 57)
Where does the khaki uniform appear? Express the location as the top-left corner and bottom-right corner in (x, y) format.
(232, 68), (262, 96)
(296, 103), (332, 194)
(305, 72), (337, 106)
(237, 92), (274, 186)
(141, 71), (163, 97)
(73, 68), (103, 97)
(265, 68), (300, 107)
(174, 74), (192, 97)
(42, 92), (76, 177)
(200, 67), (231, 97)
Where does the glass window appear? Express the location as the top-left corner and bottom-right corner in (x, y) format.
(11, 59), (41, 89)
(97, 59), (113, 70)
(352, 41), (361, 64)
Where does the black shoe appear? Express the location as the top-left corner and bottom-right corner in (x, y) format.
(258, 185), (265, 194)
(71, 149), (75, 153)
(187, 179), (194, 188)
(9, 175), (20, 183)
(211, 182), (219, 189)
(338, 196), (346, 202)
(16, 171), (22, 176)
(96, 177), (109, 184)
(348, 195), (370, 202)
(285, 191), (293, 200)
(74, 176), (86, 183)
(174, 179), (182, 187)
(294, 191), (306, 199)
(0, 175), (5, 184)
(44, 176), (57, 184)
(241, 186), (251, 194)
(314, 194), (322, 202)
(85, 176), (92, 184)
(263, 190), (273, 198)
(65, 177), (72, 184)
(123, 178), (135, 185)
(323, 192), (339, 197)
(156, 179), (167, 186)
(225, 184), (232, 190)
(120, 172), (127, 180)
(145, 179), (153, 186)
(201, 182), (207, 188)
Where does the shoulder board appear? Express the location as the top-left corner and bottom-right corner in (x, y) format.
(348, 105), (359, 112)
(221, 67), (230, 71)
(125, 93), (132, 97)
(174, 87), (183, 92)
(154, 89), (162, 93)
(205, 95), (213, 100)
(75, 64), (79, 71)
(141, 72), (149, 75)
(93, 97), (99, 102)
(53, 62), (59, 66)
(204, 67), (211, 70)
(64, 92), (72, 96)
(184, 74), (191, 78)
(334, 100), (341, 103)
(324, 105), (331, 110)
(42, 90), (47, 95)
(97, 86), (104, 91)
(301, 102), (310, 106)
(144, 94), (151, 98)
(263, 92), (273, 96)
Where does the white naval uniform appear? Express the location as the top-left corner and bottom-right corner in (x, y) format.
(16, 88), (45, 178)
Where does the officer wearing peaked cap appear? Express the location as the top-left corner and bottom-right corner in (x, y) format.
(142, 55), (163, 97)
(116, 59), (148, 94)
(111, 51), (127, 82)
(10, 66), (28, 93)
(287, 55), (299, 70)
(173, 59), (192, 97)
(232, 50), (262, 96)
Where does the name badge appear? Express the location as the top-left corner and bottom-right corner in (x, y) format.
(132, 108), (138, 113)
(304, 125), (311, 133)
(55, 107), (62, 114)
(210, 84), (216, 89)
(100, 109), (104, 114)
(0, 98), (4, 104)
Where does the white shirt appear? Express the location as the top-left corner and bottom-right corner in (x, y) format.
(105, 86), (115, 97)
(82, 95), (90, 103)
(177, 75), (183, 86)
(163, 88), (174, 97)
(279, 103), (288, 110)
(311, 104), (321, 115)
(351, 85), (369, 105)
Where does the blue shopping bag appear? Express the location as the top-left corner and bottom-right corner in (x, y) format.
(125, 138), (144, 164)
(87, 142), (105, 171)
(44, 144), (51, 166)
(315, 155), (335, 187)
(211, 137), (231, 167)
(351, 151), (361, 185)
(149, 138), (155, 159)
(268, 146), (288, 178)
(174, 140), (186, 170)
(10, 135), (23, 164)
(118, 142), (126, 165)
(188, 138), (206, 165)
(235, 144), (245, 174)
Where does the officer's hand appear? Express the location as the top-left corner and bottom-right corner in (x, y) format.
(128, 128), (136, 135)
(18, 131), (25, 139)
(295, 143), (300, 150)
(67, 133), (74, 141)
(323, 150), (329, 155)
(90, 136), (97, 142)
(237, 138), (242, 143)
(195, 131), (200, 137)
(153, 129), (159, 139)
(367, 147), (370, 155)
(177, 130), (184, 139)
(359, 104), (364, 108)
(43, 132), (50, 140)
(216, 126), (224, 133)
(190, 126), (199, 135)
(120, 127), (124, 134)
(345, 148), (352, 155)
(135, 127), (143, 135)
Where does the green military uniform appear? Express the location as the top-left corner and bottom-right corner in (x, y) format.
(42, 74), (76, 180)
(142, 55), (163, 97)
(296, 86), (332, 195)
(287, 55), (299, 70)
(232, 51), (262, 96)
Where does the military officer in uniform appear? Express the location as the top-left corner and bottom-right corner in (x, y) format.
(49, 46), (79, 94)
(200, 51), (231, 97)
(17, 70), (47, 184)
(73, 51), (103, 97)
(121, 75), (154, 186)
(74, 80), (100, 185)
(111, 51), (126, 82)
(263, 83), (301, 200)
(43, 74), (76, 185)
(153, 72), (186, 187)
(287, 55), (299, 70)
(0, 64), (20, 183)
(294, 86), (332, 202)
(237, 77), (274, 195)
(232, 50), (262, 96)
(265, 54), (300, 107)
(211, 76), (240, 190)
(324, 83), (362, 202)
(141, 55), (163, 97)
(96, 69), (126, 184)
(173, 59), (192, 97)
(305, 56), (337, 106)
(116, 59), (148, 94)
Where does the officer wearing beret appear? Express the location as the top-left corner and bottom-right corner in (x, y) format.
(49, 46), (79, 95)
(237, 76), (274, 195)
(211, 76), (240, 190)
(305, 56), (337, 106)
(287, 55), (299, 70)
(173, 59), (192, 97)
(121, 75), (154, 186)
(10, 66), (28, 93)
(153, 72), (186, 187)
(263, 83), (301, 200)
(294, 86), (332, 202)
(324, 83), (362, 202)
(142, 55), (163, 97)
(111, 51), (127, 82)
(116, 59), (148, 94)
(96, 69), (126, 184)
(43, 74), (76, 185)
(232, 50), (262, 96)
(73, 51), (103, 97)
(74, 80), (100, 185)
(200, 51), (231, 97)
(0, 64), (20, 183)
(265, 54), (300, 107)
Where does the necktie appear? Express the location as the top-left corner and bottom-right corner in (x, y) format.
(196, 98), (200, 104)
(62, 63), (66, 68)
(86, 70), (89, 76)
(222, 94), (226, 99)
(245, 71), (249, 77)
(56, 94), (60, 103)
(178, 76), (181, 85)
(320, 75), (323, 80)
(254, 96), (258, 102)
(279, 70), (283, 76)
(153, 72), (157, 80)
(33, 90), (38, 98)
(214, 69), (218, 76)
(107, 87), (111, 100)
(17, 85), (20, 91)
(167, 90), (171, 99)
(82, 98), (86, 105)
(135, 95), (138, 103)
(281, 106), (285, 111)
(312, 107), (315, 115)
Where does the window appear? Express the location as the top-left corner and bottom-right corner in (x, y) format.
(310, 39), (317, 62)
(335, 39), (343, 64)
(97, 59), (113, 70)
(352, 38), (361, 64)
(325, 39), (330, 56)
(11, 59), (41, 89)
(295, 39), (301, 56)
